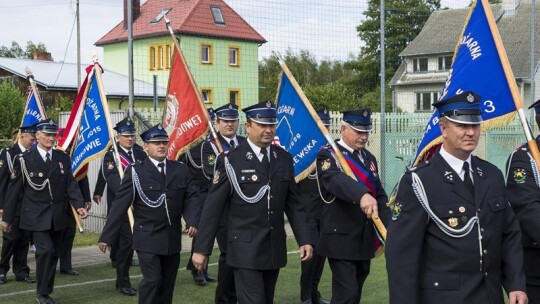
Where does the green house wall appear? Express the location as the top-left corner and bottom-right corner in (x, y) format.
(101, 35), (260, 110)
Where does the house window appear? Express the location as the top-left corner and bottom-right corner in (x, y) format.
(211, 6), (225, 25)
(166, 45), (172, 69)
(413, 58), (428, 72)
(158, 45), (164, 69)
(148, 44), (172, 71)
(0, 76), (14, 85)
(149, 46), (156, 70)
(229, 47), (239, 66)
(416, 92), (439, 112)
(150, 8), (171, 24)
(438, 56), (452, 71)
(229, 89), (240, 106)
(201, 88), (213, 104)
(201, 44), (213, 64)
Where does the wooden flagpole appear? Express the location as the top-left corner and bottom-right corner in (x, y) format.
(280, 62), (387, 241)
(482, 0), (540, 167)
(91, 56), (136, 231)
(163, 15), (223, 153)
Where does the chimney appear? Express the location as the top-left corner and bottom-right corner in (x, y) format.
(123, 0), (141, 29)
(32, 51), (53, 61)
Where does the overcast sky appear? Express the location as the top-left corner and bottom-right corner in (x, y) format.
(0, 0), (467, 65)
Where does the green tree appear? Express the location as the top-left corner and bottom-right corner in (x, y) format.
(46, 95), (73, 122)
(352, 0), (441, 111)
(0, 81), (25, 138)
(258, 49), (356, 110)
(0, 40), (48, 59)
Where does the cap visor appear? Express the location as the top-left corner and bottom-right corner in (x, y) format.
(445, 115), (483, 125)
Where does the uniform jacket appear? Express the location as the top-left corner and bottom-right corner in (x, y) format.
(93, 143), (146, 205)
(315, 142), (389, 261)
(99, 158), (199, 256)
(194, 140), (312, 270)
(506, 137), (540, 285)
(3, 148), (84, 232)
(0, 143), (23, 210)
(385, 152), (525, 304)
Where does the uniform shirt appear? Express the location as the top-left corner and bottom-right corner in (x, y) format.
(439, 146), (472, 182)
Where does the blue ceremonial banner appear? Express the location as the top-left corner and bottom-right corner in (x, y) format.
(71, 72), (112, 178)
(21, 90), (46, 127)
(275, 69), (326, 181)
(413, 0), (517, 165)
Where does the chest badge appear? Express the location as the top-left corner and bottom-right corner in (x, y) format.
(251, 174), (258, 182)
(448, 217), (459, 228)
(207, 154), (216, 165)
(459, 206), (466, 213)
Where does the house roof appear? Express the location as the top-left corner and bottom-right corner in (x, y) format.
(96, 0), (266, 46)
(0, 57), (166, 98)
(397, 3), (540, 80)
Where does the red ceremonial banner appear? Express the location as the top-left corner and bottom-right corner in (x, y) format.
(163, 47), (209, 160)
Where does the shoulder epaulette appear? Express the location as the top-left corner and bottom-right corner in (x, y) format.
(407, 160), (430, 173)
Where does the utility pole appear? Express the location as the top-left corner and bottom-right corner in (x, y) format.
(76, 0), (81, 89)
(380, 0), (386, 187)
(127, 0), (134, 119)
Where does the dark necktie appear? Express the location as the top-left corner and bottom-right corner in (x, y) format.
(261, 148), (270, 173)
(230, 140), (236, 149)
(45, 152), (51, 167)
(127, 150), (134, 163)
(463, 161), (474, 195)
(158, 162), (166, 183)
(353, 150), (364, 166)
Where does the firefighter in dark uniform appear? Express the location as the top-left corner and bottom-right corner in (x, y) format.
(315, 108), (389, 304)
(2, 118), (88, 304)
(0, 124), (37, 285)
(56, 127), (91, 277)
(180, 108), (217, 286)
(98, 123), (199, 304)
(93, 117), (146, 296)
(385, 91), (527, 304)
(192, 101), (314, 304)
(200, 103), (246, 303)
(58, 176), (90, 277)
(299, 109), (331, 304)
(506, 99), (540, 303)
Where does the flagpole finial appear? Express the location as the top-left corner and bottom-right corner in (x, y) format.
(25, 67), (34, 80)
(92, 51), (98, 63)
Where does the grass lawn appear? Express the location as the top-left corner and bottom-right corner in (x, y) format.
(0, 238), (390, 304)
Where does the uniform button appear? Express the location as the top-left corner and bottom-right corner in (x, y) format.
(480, 228), (484, 232)
(483, 249), (488, 254)
(234, 236), (237, 239)
(434, 282), (439, 287)
(139, 225), (143, 228)
(269, 210), (274, 214)
(333, 228), (337, 232)
(534, 242), (539, 246)
(484, 272), (488, 276)
(270, 226), (274, 230)
(495, 203), (499, 207)
(270, 195), (273, 199)
(477, 208), (481, 212)
(448, 210), (453, 215)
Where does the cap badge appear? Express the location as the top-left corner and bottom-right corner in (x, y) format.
(158, 125), (163, 130)
(324, 109), (328, 114)
(126, 121), (131, 126)
(266, 101), (272, 108)
(467, 93), (474, 103)
(363, 110), (368, 117)
(228, 104), (233, 109)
